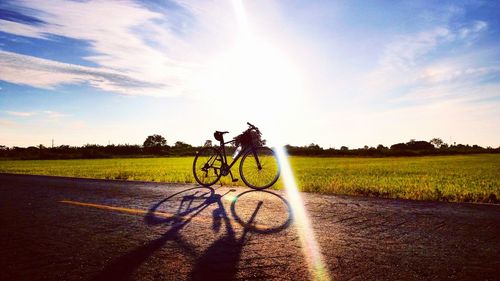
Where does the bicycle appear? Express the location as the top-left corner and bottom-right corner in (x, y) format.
(193, 122), (280, 189)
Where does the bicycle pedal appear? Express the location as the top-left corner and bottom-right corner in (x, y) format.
(232, 178), (239, 182)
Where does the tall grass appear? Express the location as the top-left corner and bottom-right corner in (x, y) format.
(290, 155), (499, 203)
(0, 154), (498, 203)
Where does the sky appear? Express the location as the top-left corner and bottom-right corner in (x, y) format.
(0, 0), (499, 148)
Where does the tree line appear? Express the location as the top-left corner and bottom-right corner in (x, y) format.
(0, 135), (498, 160)
(286, 138), (499, 157)
(0, 134), (197, 160)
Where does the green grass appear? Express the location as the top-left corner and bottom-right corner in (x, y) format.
(290, 155), (499, 203)
(0, 154), (499, 203)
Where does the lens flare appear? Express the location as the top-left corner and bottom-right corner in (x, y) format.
(224, 194), (238, 203)
(275, 146), (331, 281)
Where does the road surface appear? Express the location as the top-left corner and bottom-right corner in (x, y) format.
(1, 173), (499, 280)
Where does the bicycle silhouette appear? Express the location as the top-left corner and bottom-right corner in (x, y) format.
(193, 122), (280, 189)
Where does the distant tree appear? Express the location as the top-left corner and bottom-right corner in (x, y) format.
(174, 141), (191, 148)
(363, 145), (369, 150)
(405, 140), (434, 150)
(340, 146), (348, 151)
(204, 140), (212, 147)
(143, 134), (167, 148)
(308, 143), (321, 150)
(390, 143), (407, 150)
(430, 138), (444, 148)
(376, 144), (388, 150)
(0, 145), (7, 157)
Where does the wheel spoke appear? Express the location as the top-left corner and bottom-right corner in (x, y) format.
(240, 147), (280, 189)
(193, 147), (222, 186)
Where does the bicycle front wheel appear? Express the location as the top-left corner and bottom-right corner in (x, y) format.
(193, 147), (223, 187)
(239, 147), (280, 189)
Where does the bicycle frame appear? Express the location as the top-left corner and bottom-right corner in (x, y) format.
(217, 132), (266, 170)
(219, 139), (252, 170)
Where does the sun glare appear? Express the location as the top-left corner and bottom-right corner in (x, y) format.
(196, 0), (303, 126)
(207, 38), (302, 105)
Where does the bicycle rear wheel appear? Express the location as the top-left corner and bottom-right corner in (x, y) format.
(193, 147), (223, 187)
(239, 147), (280, 189)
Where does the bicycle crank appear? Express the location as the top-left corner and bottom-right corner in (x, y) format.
(220, 164), (230, 176)
(220, 165), (239, 182)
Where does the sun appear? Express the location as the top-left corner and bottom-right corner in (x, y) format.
(203, 38), (302, 103)
(195, 0), (304, 134)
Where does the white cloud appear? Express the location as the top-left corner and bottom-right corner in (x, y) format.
(458, 20), (488, 40)
(0, 19), (46, 39)
(4, 109), (67, 119)
(364, 20), (493, 98)
(415, 64), (500, 85)
(0, 0), (228, 96)
(42, 110), (67, 119)
(363, 27), (451, 94)
(381, 27), (451, 71)
(394, 55), (500, 103)
(397, 82), (500, 103)
(5, 110), (35, 117)
(0, 50), (167, 95)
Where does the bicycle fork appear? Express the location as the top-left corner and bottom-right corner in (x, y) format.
(253, 150), (263, 170)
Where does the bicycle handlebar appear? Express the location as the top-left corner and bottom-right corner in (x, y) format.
(247, 122), (260, 133)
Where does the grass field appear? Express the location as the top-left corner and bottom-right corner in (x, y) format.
(0, 154), (498, 203)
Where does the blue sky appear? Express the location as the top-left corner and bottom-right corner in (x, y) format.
(0, 0), (499, 148)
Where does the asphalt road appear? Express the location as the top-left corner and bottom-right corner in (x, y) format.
(1, 173), (499, 281)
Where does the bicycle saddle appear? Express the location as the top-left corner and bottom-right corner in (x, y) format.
(214, 131), (229, 142)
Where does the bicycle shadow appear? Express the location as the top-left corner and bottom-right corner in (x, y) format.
(189, 189), (292, 281)
(92, 186), (217, 281)
(92, 186), (292, 281)
(230, 189), (293, 234)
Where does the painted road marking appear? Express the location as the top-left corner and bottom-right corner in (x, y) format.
(60, 200), (207, 223)
(59, 200), (269, 228)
